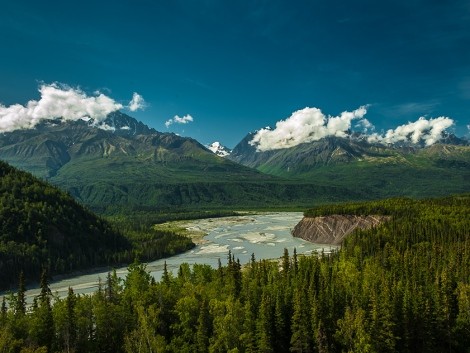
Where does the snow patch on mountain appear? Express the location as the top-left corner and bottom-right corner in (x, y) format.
(207, 142), (231, 157)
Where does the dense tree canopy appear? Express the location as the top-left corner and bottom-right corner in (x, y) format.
(0, 160), (194, 290)
(1, 194), (469, 352)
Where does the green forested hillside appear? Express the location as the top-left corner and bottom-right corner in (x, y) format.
(65, 180), (366, 214)
(0, 160), (194, 290)
(1, 195), (469, 352)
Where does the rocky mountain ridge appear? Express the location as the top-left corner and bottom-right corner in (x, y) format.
(226, 130), (470, 199)
(229, 131), (470, 172)
(0, 111), (258, 179)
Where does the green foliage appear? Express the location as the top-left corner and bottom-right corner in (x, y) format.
(304, 194), (470, 218)
(0, 195), (469, 352)
(276, 157), (469, 200)
(108, 209), (241, 229)
(0, 161), (194, 290)
(0, 160), (128, 290)
(64, 180), (363, 215)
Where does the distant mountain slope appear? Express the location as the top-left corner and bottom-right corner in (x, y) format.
(0, 112), (354, 212)
(230, 134), (383, 169)
(0, 160), (130, 289)
(0, 112), (255, 180)
(229, 133), (470, 198)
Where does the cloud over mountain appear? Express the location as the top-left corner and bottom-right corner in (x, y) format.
(368, 117), (454, 146)
(0, 83), (141, 133)
(250, 106), (368, 151)
(249, 106), (456, 151)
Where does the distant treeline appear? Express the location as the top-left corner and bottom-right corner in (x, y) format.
(65, 181), (366, 215)
(304, 193), (470, 218)
(1, 194), (469, 352)
(107, 209), (241, 230)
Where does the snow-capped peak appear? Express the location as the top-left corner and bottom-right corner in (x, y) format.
(207, 141), (231, 157)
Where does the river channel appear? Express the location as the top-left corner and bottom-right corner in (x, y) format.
(14, 212), (336, 302)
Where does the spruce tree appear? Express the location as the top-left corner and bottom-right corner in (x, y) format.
(15, 271), (26, 315)
(30, 268), (54, 350)
(196, 299), (211, 353)
(257, 292), (275, 353)
(162, 261), (170, 284)
(65, 287), (77, 352)
(282, 248), (290, 275)
(290, 291), (311, 353)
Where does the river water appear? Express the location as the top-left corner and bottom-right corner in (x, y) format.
(12, 212), (335, 302)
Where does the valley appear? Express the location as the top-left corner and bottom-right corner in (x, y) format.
(13, 212), (333, 302)
(0, 111), (469, 353)
(0, 110), (468, 289)
(1, 194), (468, 352)
(2, 1), (469, 350)
(0, 160), (194, 291)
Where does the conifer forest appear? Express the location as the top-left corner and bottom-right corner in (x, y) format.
(1, 195), (469, 353)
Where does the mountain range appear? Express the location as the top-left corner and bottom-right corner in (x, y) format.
(0, 112), (468, 213)
(0, 112), (356, 213)
(0, 111), (252, 181)
(227, 131), (470, 198)
(228, 131), (469, 171)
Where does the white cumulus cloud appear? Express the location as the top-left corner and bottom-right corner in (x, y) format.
(165, 114), (194, 128)
(367, 116), (454, 146)
(0, 83), (124, 133)
(128, 92), (146, 111)
(250, 106), (368, 151)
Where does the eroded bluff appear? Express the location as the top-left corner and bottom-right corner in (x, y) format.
(292, 215), (389, 245)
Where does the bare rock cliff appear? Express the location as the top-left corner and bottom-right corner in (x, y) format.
(292, 215), (389, 245)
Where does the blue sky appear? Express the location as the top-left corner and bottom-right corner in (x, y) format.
(0, 0), (469, 147)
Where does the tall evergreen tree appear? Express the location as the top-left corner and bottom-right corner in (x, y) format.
(162, 261), (170, 285)
(257, 292), (275, 353)
(196, 299), (211, 353)
(282, 248), (290, 275)
(240, 299), (257, 353)
(274, 291), (290, 353)
(290, 291), (311, 353)
(65, 287), (77, 353)
(30, 269), (54, 351)
(15, 271), (26, 316)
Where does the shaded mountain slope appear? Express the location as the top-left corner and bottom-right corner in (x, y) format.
(0, 160), (129, 289)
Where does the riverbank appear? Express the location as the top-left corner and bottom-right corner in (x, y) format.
(153, 214), (262, 245)
(3, 212), (333, 303)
